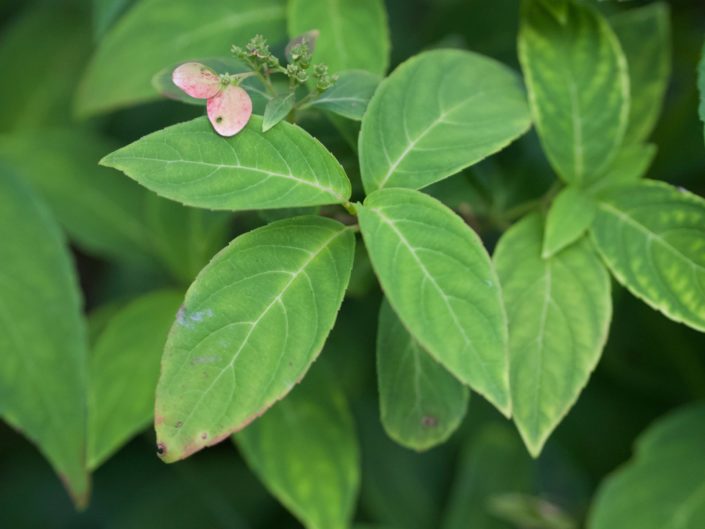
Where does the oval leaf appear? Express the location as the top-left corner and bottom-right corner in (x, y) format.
(263, 91), (296, 132)
(495, 214), (612, 456)
(610, 3), (671, 144)
(358, 188), (510, 415)
(0, 170), (89, 506)
(359, 49), (531, 193)
(100, 116), (352, 211)
(377, 299), (469, 451)
(591, 180), (705, 332)
(154, 216), (355, 462)
(88, 290), (183, 470)
(519, 0), (629, 185)
(77, 0), (287, 116)
(543, 187), (596, 258)
(235, 364), (359, 529)
(288, 0), (389, 75)
(589, 404), (705, 529)
(308, 70), (380, 121)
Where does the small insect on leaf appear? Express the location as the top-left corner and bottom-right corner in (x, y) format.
(206, 83), (253, 137)
(172, 62), (221, 99)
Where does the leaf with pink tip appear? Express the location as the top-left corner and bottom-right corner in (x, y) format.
(207, 84), (253, 137)
(172, 62), (221, 99)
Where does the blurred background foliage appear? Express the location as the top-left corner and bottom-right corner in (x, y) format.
(0, 0), (703, 527)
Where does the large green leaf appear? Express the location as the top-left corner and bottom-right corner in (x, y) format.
(543, 187), (596, 258)
(610, 3), (671, 144)
(359, 49), (531, 193)
(519, 0), (629, 185)
(235, 364), (359, 529)
(0, 170), (89, 506)
(376, 299), (469, 451)
(77, 0), (287, 116)
(588, 403), (705, 529)
(0, 130), (153, 264)
(88, 290), (183, 470)
(494, 214), (612, 456)
(154, 216), (355, 462)
(101, 116), (352, 211)
(308, 70), (381, 121)
(287, 0), (389, 75)
(0, 3), (90, 132)
(358, 188), (510, 415)
(92, 0), (134, 39)
(591, 181), (705, 332)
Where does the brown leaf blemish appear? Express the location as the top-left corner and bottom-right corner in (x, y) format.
(421, 415), (438, 428)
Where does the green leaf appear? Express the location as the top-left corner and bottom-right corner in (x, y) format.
(442, 423), (533, 529)
(88, 290), (183, 470)
(0, 130), (154, 264)
(543, 187), (596, 258)
(587, 143), (657, 193)
(76, 0), (287, 116)
(263, 92), (296, 132)
(308, 70), (381, 121)
(154, 216), (355, 462)
(494, 214), (612, 456)
(610, 3), (671, 144)
(591, 180), (705, 332)
(144, 193), (232, 284)
(588, 403), (705, 529)
(235, 363), (359, 529)
(358, 188), (510, 415)
(519, 0), (629, 185)
(376, 299), (469, 451)
(359, 49), (531, 193)
(101, 116), (352, 211)
(0, 3), (90, 132)
(0, 169), (89, 507)
(288, 0), (389, 75)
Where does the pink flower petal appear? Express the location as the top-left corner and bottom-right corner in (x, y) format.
(172, 62), (221, 99)
(206, 84), (253, 137)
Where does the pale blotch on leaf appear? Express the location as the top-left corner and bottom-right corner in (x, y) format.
(171, 62), (253, 137)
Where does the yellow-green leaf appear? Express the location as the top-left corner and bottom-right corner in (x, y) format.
(495, 214), (612, 456)
(154, 216), (355, 462)
(591, 180), (705, 332)
(358, 188), (510, 415)
(519, 0), (629, 185)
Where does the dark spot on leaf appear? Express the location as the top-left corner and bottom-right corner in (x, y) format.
(201, 433), (208, 440)
(175, 421), (183, 428)
(421, 415), (438, 428)
(216, 116), (223, 123)
(156, 443), (167, 456)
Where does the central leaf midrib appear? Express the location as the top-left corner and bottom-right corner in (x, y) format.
(110, 155), (345, 201)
